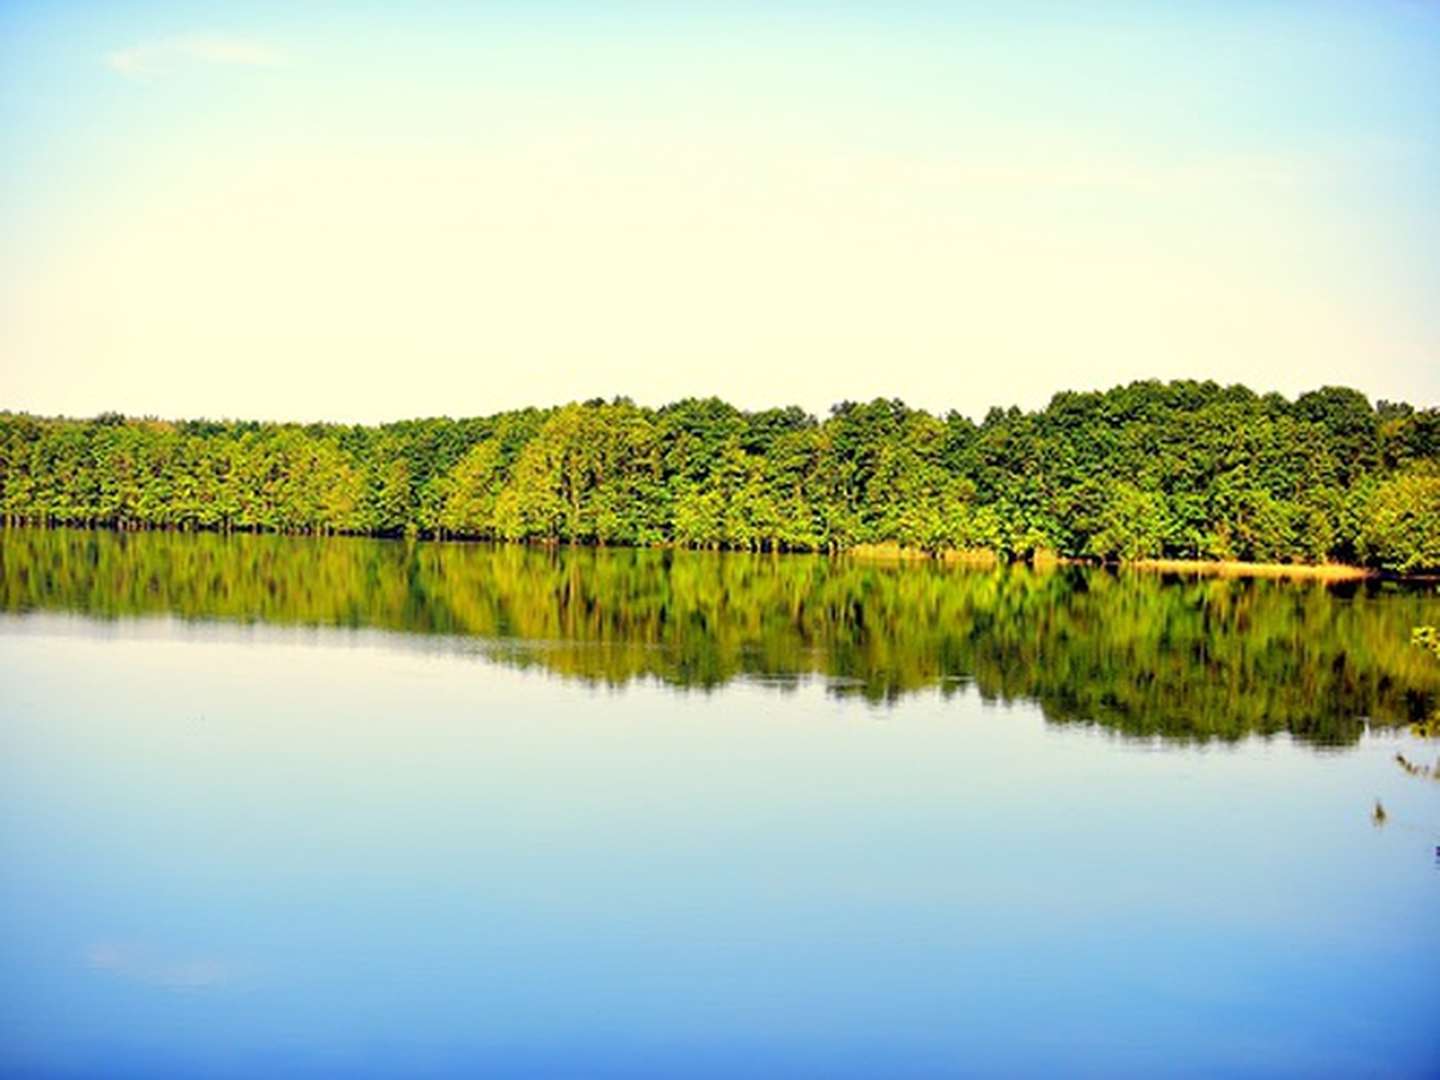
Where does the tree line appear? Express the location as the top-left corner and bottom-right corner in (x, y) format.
(2, 380), (1437, 570)
(5, 527), (1437, 741)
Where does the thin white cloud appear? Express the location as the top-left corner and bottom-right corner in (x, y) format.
(86, 941), (244, 990)
(106, 35), (285, 78)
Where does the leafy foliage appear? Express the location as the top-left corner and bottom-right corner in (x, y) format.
(1415, 625), (1440, 660)
(2, 380), (1437, 570)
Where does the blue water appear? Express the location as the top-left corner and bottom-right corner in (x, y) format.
(1, 614), (1437, 1078)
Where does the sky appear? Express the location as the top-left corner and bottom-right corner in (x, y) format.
(1, 1), (1437, 423)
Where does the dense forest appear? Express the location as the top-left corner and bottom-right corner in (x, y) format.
(5, 527), (1437, 740)
(2, 380), (1437, 570)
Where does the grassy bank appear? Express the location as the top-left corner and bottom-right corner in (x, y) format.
(844, 543), (1381, 580)
(1127, 558), (1376, 580)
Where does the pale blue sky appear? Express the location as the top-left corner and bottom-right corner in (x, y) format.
(2, 1), (1436, 422)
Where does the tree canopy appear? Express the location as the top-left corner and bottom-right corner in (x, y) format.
(2, 380), (1437, 571)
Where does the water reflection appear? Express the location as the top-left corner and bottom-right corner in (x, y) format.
(3, 526), (1437, 743)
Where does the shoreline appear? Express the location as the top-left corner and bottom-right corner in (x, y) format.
(1124, 558), (1376, 581)
(844, 543), (1388, 580)
(3, 523), (1428, 580)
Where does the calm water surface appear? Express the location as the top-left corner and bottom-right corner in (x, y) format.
(1, 529), (1438, 1077)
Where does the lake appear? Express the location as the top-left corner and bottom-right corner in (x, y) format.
(1, 528), (1437, 1077)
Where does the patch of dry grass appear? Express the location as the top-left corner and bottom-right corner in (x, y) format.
(847, 542), (1000, 565)
(1127, 558), (1373, 581)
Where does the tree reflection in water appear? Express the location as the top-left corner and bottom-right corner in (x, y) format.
(3, 527), (1437, 745)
